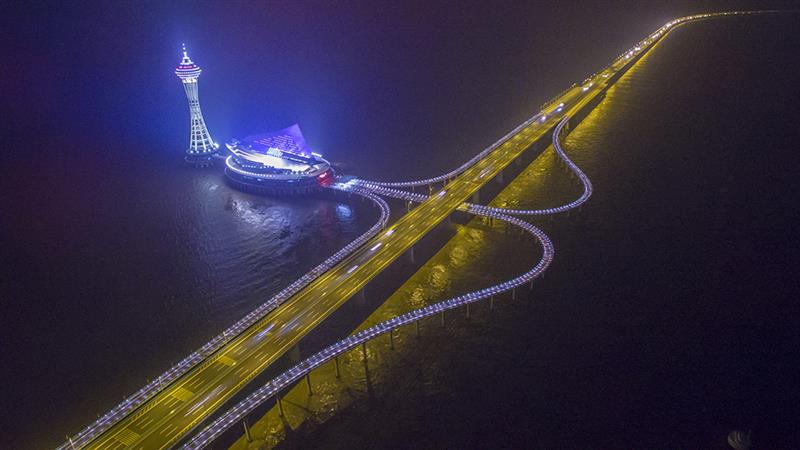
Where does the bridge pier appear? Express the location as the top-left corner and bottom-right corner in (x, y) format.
(512, 288), (517, 300)
(334, 355), (341, 378)
(361, 342), (370, 375)
(415, 320), (420, 337)
(440, 311), (445, 328)
(243, 418), (252, 443)
(490, 295), (495, 310)
(389, 329), (394, 350)
(277, 395), (285, 417)
(306, 373), (313, 396)
(466, 303), (471, 319)
(408, 245), (415, 264)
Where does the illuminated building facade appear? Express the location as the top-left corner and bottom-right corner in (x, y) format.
(175, 44), (218, 166)
(225, 124), (334, 195)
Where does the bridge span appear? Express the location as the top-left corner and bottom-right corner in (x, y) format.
(58, 11), (764, 450)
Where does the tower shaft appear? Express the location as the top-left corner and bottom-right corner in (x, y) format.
(182, 82), (216, 153)
(175, 45), (218, 164)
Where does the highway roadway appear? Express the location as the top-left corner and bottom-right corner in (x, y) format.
(76, 13), (688, 448)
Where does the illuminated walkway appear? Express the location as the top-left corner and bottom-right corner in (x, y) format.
(181, 116), (580, 448)
(58, 11), (767, 450)
(183, 205), (555, 449)
(356, 115), (593, 216)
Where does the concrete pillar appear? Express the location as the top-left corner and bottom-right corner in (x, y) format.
(277, 395), (285, 417)
(406, 201), (411, 213)
(512, 288), (517, 300)
(490, 295), (495, 310)
(415, 320), (420, 337)
(530, 280), (535, 291)
(334, 355), (341, 378)
(306, 373), (313, 396)
(466, 303), (471, 319)
(389, 329), (394, 350)
(440, 311), (445, 328)
(409, 245), (415, 264)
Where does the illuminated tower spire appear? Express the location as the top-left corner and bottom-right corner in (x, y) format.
(175, 44), (218, 165)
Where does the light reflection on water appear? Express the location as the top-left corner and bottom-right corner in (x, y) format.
(4, 158), (374, 448)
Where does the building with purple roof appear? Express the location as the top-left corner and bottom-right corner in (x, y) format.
(224, 124), (334, 195)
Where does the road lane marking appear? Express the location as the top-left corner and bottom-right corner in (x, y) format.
(171, 386), (194, 402)
(114, 428), (140, 446)
(217, 355), (236, 367)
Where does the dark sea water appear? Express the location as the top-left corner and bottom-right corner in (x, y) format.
(277, 15), (800, 450)
(2, 6), (799, 450)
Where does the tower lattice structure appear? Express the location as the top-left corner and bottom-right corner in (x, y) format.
(175, 44), (218, 159)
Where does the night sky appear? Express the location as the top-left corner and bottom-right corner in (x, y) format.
(3, 0), (794, 173)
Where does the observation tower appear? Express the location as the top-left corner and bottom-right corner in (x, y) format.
(175, 44), (218, 166)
